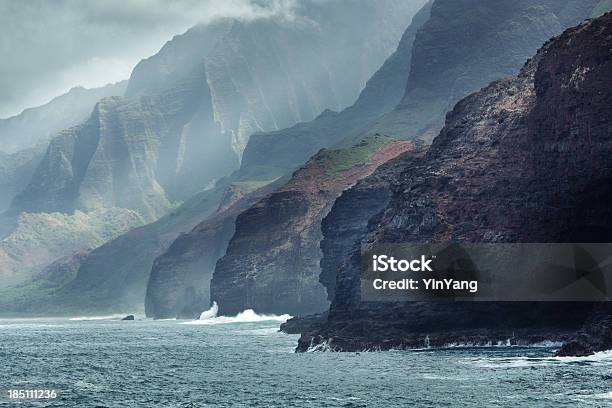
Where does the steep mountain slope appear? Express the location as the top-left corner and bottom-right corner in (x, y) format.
(240, 0), (606, 180)
(145, 181), (282, 319)
(298, 13), (612, 352)
(0, 181), (239, 315)
(238, 1), (432, 180)
(0, 82), (126, 154)
(367, 0), (606, 142)
(212, 136), (419, 316)
(0, 2), (423, 315)
(13, 0), (419, 218)
(0, 208), (144, 286)
(0, 145), (45, 213)
(12, 87), (206, 221)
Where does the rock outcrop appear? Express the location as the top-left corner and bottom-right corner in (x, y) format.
(556, 304), (612, 356)
(299, 13), (612, 352)
(212, 136), (420, 316)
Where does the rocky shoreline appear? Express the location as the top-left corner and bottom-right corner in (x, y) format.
(292, 12), (612, 356)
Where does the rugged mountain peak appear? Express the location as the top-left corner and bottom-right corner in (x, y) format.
(12, 84), (205, 220)
(12, 1), (418, 220)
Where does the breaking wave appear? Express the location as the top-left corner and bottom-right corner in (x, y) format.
(198, 302), (219, 319)
(182, 302), (291, 325)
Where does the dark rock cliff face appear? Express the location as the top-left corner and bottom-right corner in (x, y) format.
(145, 183), (280, 319)
(557, 304), (612, 356)
(282, 145), (428, 333)
(238, 1), (432, 180)
(299, 13), (612, 352)
(368, 0), (605, 142)
(318, 145), (428, 302)
(212, 137), (419, 316)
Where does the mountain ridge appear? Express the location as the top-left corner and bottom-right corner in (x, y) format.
(297, 11), (612, 353)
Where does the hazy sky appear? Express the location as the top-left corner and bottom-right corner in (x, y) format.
(0, 0), (301, 118)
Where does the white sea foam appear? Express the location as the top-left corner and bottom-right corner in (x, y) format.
(182, 302), (291, 325)
(198, 302), (219, 320)
(306, 339), (334, 352)
(465, 349), (612, 368)
(245, 327), (281, 335)
(527, 340), (564, 348)
(593, 391), (612, 399)
(421, 374), (470, 381)
(551, 349), (612, 363)
(408, 339), (563, 350)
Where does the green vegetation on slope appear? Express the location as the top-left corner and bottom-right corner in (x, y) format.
(321, 134), (394, 176)
(0, 208), (145, 286)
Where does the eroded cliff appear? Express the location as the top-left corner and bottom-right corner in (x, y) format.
(145, 182), (281, 319)
(299, 13), (612, 353)
(212, 136), (420, 316)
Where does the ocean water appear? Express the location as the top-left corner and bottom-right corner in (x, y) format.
(0, 313), (610, 407)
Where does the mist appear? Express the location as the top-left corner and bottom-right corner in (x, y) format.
(0, 0), (303, 118)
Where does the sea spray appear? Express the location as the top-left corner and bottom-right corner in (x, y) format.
(183, 303), (291, 325)
(198, 302), (219, 320)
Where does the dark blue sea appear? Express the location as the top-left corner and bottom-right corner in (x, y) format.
(1, 312), (610, 407)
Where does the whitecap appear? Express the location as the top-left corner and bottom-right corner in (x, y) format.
(550, 349), (612, 363)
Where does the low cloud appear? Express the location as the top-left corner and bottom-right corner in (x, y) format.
(0, 0), (303, 118)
